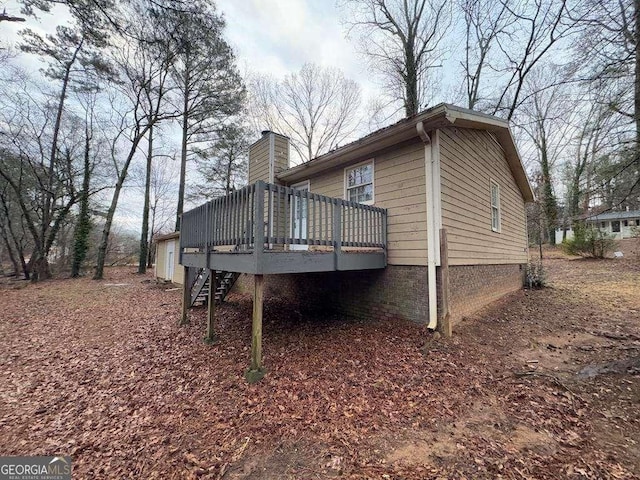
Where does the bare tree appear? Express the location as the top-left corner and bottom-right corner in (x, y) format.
(146, 155), (174, 267)
(249, 63), (362, 163)
(0, 152), (32, 278)
(5, 24), (112, 280)
(572, 0), (640, 206)
(517, 69), (574, 244)
(71, 87), (107, 277)
(456, 0), (580, 121)
(93, 7), (177, 280)
(566, 98), (619, 220)
(458, 0), (510, 109)
(343, 0), (450, 116)
(491, 0), (579, 120)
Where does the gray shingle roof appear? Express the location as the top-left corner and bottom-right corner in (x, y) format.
(586, 210), (640, 221)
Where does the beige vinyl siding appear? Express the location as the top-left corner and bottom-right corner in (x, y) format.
(172, 249), (184, 284)
(155, 241), (167, 278)
(439, 127), (527, 265)
(273, 135), (289, 176)
(308, 142), (427, 266)
(248, 138), (270, 184)
(155, 238), (184, 284)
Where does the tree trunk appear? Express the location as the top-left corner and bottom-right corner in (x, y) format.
(1, 233), (19, 277)
(71, 126), (92, 277)
(540, 147), (557, 245)
(147, 205), (156, 269)
(30, 254), (51, 282)
(138, 124), (153, 274)
(176, 73), (190, 231)
(43, 44), (83, 273)
(635, 0), (640, 172)
(404, 41), (419, 116)
(94, 128), (149, 280)
(225, 151), (233, 194)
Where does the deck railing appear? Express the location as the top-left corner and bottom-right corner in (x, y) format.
(180, 180), (387, 252)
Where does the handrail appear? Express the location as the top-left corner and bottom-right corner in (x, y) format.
(180, 181), (387, 252)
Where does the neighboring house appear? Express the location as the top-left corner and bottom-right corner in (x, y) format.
(155, 232), (183, 284)
(555, 209), (640, 243)
(586, 210), (640, 240)
(178, 103), (534, 379)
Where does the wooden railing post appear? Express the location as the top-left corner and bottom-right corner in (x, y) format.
(382, 210), (388, 252)
(333, 199), (342, 270)
(254, 181), (265, 272)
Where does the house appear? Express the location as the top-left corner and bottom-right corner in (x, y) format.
(555, 209), (640, 243)
(177, 103), (534, 381)
(585, 210), (640, 240)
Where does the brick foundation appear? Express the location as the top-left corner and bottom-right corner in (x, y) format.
(448, 264), (524, 324)
(235, 266), (429, 322)
(234, 263), (524, 325)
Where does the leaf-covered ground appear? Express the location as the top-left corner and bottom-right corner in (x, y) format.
(1, 247), (639, 479)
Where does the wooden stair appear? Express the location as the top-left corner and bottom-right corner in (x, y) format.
(190, 269), (240, 307)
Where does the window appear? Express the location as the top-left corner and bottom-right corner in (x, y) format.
(601, 222), (606, 228)
(345, 161), (374, 204)
(636, 219), (640, 226)
(612, 220), (621, 233)
(490, 181), (501, 232)
(623, 220), (629, 227)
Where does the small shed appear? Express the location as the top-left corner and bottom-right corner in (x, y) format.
(155, 232), (183, 284)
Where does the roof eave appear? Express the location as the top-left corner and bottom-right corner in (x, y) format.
(278, 103), (535, 203)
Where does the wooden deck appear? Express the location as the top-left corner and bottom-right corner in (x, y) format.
(179, 181), (388, 381)
(179, 181), (388, 274)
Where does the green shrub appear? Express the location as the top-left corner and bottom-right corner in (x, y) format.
(525, 261), (546, 289)
(561, 221), (616, 258)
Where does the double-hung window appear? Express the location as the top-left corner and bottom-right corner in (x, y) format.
(345, 161), (374, 204)
(490, 181), (501, 232)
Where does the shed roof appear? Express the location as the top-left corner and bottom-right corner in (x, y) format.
(586, 210), (640, 221)
(155, 231), (180, 242)
(277, 103), (535, 202)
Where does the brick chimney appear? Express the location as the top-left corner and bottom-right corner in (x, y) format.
(248, 130), (290, 184)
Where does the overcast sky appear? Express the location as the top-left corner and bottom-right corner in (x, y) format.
(0, 0), (458, 234)
(2, 0), (384, 99)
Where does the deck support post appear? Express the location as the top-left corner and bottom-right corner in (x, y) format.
(245, 274), (266, 383)
(438, 229), (452, 337)
(180, 265), (190, 326)
(204, 269), (218, 344)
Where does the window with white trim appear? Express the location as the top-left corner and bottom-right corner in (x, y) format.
(490, 181), (501, 232)
(345, 161), (374, 204)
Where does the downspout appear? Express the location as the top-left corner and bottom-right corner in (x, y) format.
(417, 121), (438, 330)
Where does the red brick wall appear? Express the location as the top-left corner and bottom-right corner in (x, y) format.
(234, 263), (524, 326)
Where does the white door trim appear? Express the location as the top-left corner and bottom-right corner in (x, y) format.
(166, 240), (175, 281)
